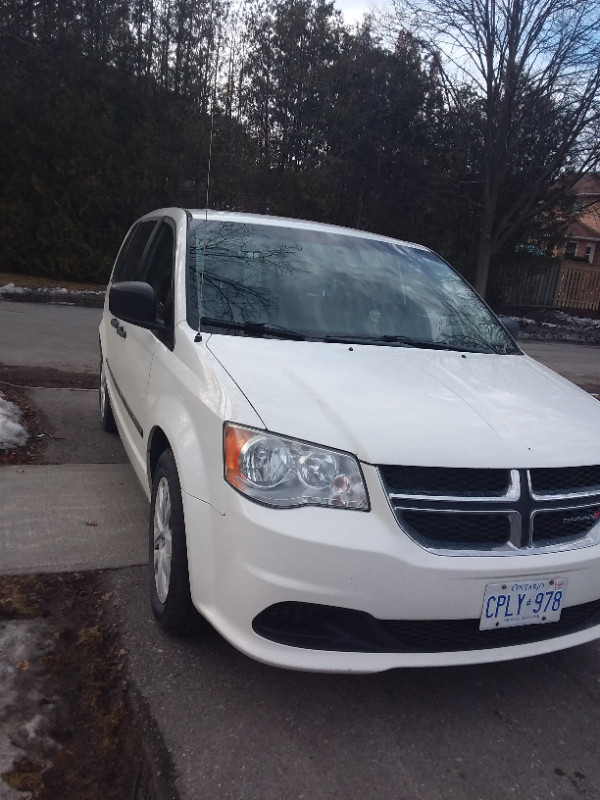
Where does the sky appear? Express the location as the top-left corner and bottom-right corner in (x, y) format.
(334, 0), (374, 24)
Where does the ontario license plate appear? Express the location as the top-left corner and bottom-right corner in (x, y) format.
(480, 577), (567, 630)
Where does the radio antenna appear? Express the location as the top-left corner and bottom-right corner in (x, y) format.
(195, 6), (219, 343)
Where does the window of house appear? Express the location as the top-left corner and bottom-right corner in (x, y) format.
(585, 244), (595, 263)
(564, 240), (577, 259)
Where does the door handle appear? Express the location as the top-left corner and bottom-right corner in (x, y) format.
(111, 318), (127, 338)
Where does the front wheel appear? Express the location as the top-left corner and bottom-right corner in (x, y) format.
(149, 449), (200, 635)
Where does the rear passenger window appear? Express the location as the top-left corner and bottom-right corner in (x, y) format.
(112, 221), (157, 282)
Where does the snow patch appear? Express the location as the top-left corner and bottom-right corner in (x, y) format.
(0, 394), (28, 450)
(35, 286), (103, 296)
(0, 619), (59, 785)
(0, 283), (105, 306)
(513, 310), (600, 343)
(0, 283), (26, 295)
(555, 312), (600, 330)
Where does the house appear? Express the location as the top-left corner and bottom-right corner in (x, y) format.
(563, 174), (600, 266)
(497, 174), (600, 310)
(553, 174), (600, 311)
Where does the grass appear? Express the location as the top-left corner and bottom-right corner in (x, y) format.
(0, 272), (106, 293)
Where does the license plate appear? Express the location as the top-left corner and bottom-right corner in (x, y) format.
(480, 577), (567, 630)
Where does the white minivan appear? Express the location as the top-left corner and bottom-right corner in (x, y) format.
(99, 209), (600, 672)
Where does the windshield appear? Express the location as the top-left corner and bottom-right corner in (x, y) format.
(187, 220), (518, 354)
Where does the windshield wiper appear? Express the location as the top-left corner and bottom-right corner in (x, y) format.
(321, 334), (462, 350)
(377, 335), (458, 350)
(200, 320), (497, 351)
(200, 317), (307, 341)
(440, 335), (500, 354)
(320, 333), (499, 353)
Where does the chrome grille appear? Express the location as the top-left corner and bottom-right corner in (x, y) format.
(379, 465), (600, 556)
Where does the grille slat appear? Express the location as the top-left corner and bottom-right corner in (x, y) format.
(401, 510), (510, 549)
(530, 465), (600, 495)
(380, 466), (510, 497)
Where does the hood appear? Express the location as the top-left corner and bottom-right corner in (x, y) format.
(206, 335), (600, 468)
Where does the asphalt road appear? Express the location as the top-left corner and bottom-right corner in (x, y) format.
(2, 298), (600, 800)
(522, 340), (600, 393)
(0, 301), (102, 370)
(0, 300), (598, 388)
(108, 574), (600, 800)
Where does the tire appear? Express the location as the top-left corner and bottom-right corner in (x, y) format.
(149, 449), (200, 635)
(99, 358), (117, 433)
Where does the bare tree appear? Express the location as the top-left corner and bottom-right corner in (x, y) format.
(388, 0), (600, 297)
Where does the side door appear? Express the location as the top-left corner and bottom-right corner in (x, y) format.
(105, 218), (176, 475)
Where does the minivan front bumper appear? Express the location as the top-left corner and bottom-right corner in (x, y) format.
(182, 467), (600, 672)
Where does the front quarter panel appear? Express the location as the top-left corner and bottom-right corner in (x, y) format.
(146, 323), (266, 613)
(147, 323), (264, 513)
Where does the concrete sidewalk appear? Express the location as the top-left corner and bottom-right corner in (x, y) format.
(0, 463), (148, 575)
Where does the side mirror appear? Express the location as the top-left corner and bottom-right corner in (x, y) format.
(109, 281), (160, 329)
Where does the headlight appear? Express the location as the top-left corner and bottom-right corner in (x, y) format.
(224, 424), (369, 510)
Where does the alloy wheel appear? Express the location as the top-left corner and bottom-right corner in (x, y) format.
(153, 476), (173, 604)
